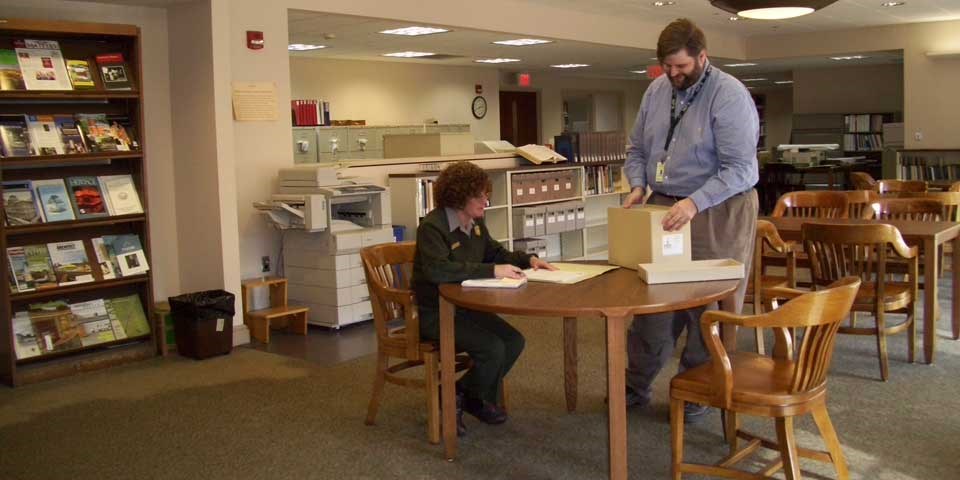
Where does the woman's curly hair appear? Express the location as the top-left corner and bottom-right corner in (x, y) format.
(433, 161), (492, 209)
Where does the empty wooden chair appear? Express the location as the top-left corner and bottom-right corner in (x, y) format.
(886, 191), (960, 222)
(670, 277), (861, 480)
(876, 179), (927, 195)
(868, 197), (944, 222)
(746, 220), (797, 354)
(849, 171), (877, 190)
(803, 223), (918, 381)
(771, 191), (849, 219)
(361, 241), (471, 444)
(843, 189), (879, 220)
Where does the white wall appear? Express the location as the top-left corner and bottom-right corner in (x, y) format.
(3, 0), (180, 300)
(793, 63), (903, 115)
(290, 57), (501, 141)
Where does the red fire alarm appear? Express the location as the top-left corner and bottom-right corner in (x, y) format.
(475, 84), (483, 94)
(247, 31), (264, 50)
(647, 64), (663, 79)
(517, 73), (531, 87)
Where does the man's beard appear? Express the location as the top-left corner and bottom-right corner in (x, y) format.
(670, 59), (704, 90)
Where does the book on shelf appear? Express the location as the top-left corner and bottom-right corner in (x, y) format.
(12, 312), (41, 360)
(94, 53), (134, 90)
(47, 240), (95, 286)
(28, 300), (83, 354)
(13, 39), (72, 91)
(76, 113), (133, 152)
(2, 180), (44, 225)
(70, 299), (117, 347)
(23, 244), (58, 290)
(66, 176), (109, 218)
(65, 59), (96, 89)
(7, 246), (35, 292)
(106, 294), (150, 338)
(90, 237), (117, 280)
(33, 178), (76, 222)
(98, 174), (143, 215)
(26, 114), (65, 155)
(0, 115), (31, 157)
(54, 114), (88, 154)
(0, 49), (26, 91)
(102, 233), (149, 277)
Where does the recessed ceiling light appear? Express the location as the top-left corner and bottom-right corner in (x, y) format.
(382, 51), (435, 58)
(630, 70), (647, 74)
(775, 80), (794, 84)
(475, 58), (521, 64)
(652, 1), (676, 6)
(738, 7), (813, 19)
(830, 55), (868, 60)
(710, 1), (839, 20)
(740, 78), (767, 82)
(729, 16), (741, 21)
(551, 64), (589, 69)
(379, 26), (449, 36)
(725, 63), (758, 67)
(288, 44), (327, 51)
(881, 1), (905, 6)
(493, 38), (552, 46)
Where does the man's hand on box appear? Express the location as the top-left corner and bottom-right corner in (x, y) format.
(662, 198), (698, 232)
(622, 187), (645, 209)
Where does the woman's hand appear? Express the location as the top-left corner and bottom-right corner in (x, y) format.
(494, 264), (525, 279)
(530, 257), (557, 271)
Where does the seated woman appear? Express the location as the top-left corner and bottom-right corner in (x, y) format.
(412, 161), (554, 435)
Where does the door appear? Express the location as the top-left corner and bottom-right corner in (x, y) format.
(499, 91), (539, 146)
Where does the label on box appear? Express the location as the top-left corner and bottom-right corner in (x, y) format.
(662, 234), (684, 256)
(516, 188), (523, 196)
(528, 187), (536, 195)
(567, 213), (575, 221)
(553, 184), (560, 191)
(216, 318), (225, 332)
(565, 182), (572, 190)
(525, 219), (534, 227)
(535, 217), (544, 225)
(547, 214), (556, 224)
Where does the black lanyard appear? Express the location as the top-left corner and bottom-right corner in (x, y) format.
(664, 65), (712, 151)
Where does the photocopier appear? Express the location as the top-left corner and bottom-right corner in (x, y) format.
(256, 165), (394, 328)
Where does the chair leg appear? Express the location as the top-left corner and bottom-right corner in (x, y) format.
(365, 351), (388, 426)
(876, 311), (889, 381)
(670, 398), (685, 480)
(754, 328), (765, 355)
(775, 417), (802, 480)
(907, 304), (916, 364)
(724, 410), (740, 454)
(849, 312), (857, 329)
(424, 350), (441, 444)
(811, 404), (849, 480)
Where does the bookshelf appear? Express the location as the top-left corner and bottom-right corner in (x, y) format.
(389, 162), (627, 262)
(751, 94), (765, 149)
(0, 19), (155, 386)
(891, 149), (960, 186)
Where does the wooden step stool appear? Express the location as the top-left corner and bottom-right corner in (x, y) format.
(241, 277), (309, 343)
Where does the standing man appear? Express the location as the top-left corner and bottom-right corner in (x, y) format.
(621, 18), (759, 422)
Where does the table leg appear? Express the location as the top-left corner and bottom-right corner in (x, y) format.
(439, 297), (457, 460)
(923, 238), (938, 364)
(605, 314), (628, 480)
(953, 237), (960, 340)
(563, 316), (578, 413)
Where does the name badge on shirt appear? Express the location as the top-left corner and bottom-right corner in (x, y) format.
(655, 162), (665, 183)
(451, 242), (461, 250)
(474, 226), (481, 236)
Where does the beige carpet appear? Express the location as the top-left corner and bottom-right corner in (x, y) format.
(1, 309), (959, 479)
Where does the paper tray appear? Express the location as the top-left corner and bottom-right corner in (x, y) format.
(637, 259), (744, 284)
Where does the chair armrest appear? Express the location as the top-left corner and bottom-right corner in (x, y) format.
(699, 310), (744, 409)
(764, 286), (808, 301)
(890, 236), (918, 259)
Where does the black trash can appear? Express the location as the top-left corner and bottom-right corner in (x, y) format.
(169, 290), (235, 359)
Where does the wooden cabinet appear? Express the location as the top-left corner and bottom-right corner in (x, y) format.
(0, 19), (155, 386)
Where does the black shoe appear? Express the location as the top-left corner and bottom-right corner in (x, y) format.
(440, 389), (467, 437)
(604, 386), (651, 408)
(463, 396), (508, 425)
(683, 403), (710, 424)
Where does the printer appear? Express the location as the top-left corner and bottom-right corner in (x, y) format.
(777, 144), (839, 166)
(256, 165), (394, 329)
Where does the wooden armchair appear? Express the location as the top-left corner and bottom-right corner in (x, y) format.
(868, 197), (944, 222)
(849, 171), (876, 190)
(803, 223), (918, 381)
(746, 220), (797, 354)
(876, 179), (927, 195)
(843, 189), (879, 220)
(670, 277), (861, 480)
(771, 191), (849, 219)
(361, 242), (469, 444)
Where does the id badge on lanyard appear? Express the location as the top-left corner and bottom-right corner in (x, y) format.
(655, 66), (711, 184)
(655, 162), (666, 183)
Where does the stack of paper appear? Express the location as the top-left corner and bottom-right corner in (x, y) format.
(461, 277), (527, 289)
(522, 263), (619, 285)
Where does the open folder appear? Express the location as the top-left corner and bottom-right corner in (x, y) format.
(522, 262), (619, 285)
(461, 277), (528, 289)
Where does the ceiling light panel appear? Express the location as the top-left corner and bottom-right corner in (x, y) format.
(740, 78), (768, 82)
(881, 2), (905, 6)
(288, 44), (327, 51)
(709, 1), (840, 20)
(493, 38), (553, 46)
(382, 51), (435, 58)
(830, 55), (868, 60)
(475, 58), (521, 64)
(775, 80), (794, 84)
(738, 7), (814, 19)
(725, 63), (758, 67)
(551, 64), (589, 69)
(652, 1), (676, 6)
(379, 26), (450, 36)
(631, 70), (647, 74)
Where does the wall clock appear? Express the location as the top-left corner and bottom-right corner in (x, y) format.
(472, 95), (487, 119)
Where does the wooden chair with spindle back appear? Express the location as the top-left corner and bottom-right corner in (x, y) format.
(803, 223), (918, 381)
(875, 179), (927, 196)
(868, 197), (944, 222)
(746, 220), (797, 354)
(670, 276), (861, 480)
(849, 171), (877, 191)
(361, 241), (471, 444)
(884, 192), (960, 278)
(843, 189), (880, 220)
(771, 191), (849, 219)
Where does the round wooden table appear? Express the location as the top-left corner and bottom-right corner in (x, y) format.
(437, 267), (739, 480)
